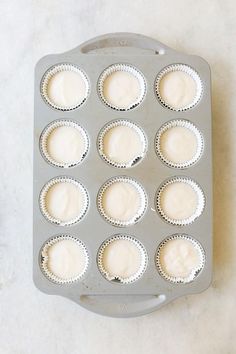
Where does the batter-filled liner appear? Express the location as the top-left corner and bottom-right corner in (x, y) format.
(97, 234), (148, 284)
(40, 235), (89, 284)
(155, 64), (203, 111)
(97, 176), (147, 227)
(41, 63), (89, 111)
(97, 119), (147, 168)
(98, 63), (146, 111)
(40, 120), (89, 168)
(39, 177), (89, 226)
(156, 234), (205, 283)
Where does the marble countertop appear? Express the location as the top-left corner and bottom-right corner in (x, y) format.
(0, 0), (235, 353)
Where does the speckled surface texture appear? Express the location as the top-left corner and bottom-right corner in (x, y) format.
(0, 0), (235, 353)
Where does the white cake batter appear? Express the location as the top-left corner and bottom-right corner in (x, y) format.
(46, 239), (87, 280)
(160, 126), (198, 164)
(47, 125), (86, 165)
(45, 182), (84, 222)
(159, 238), (202, 279)
(47, 69), (87, 108)
(102, 181), (141, 222)
(159, 71), (197, 109)
(102, 70), (141, 109)
(160, 181), (198, 221)
(102, 239), (142, 280)
(102, 124), (144, 165)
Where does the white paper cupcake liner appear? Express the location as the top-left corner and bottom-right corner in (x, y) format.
(156, 234), (205, 284)
(155, 119), (204, 169)
(39, 177), (89, 226)
(98, 63), (146, 111)
(156, 176), (205, 226)
(97, 234), (148, 284)
(40, 235), (89, 284)
(155, 64), (203, 111)
(41, 63), (90, 111)
(40, 119), (89, 168)
(97, 176), (147, 227)
(97, 119), (147, 168)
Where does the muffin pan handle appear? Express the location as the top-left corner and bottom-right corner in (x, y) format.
(68, 32), (175, 55)
(77, 293), (170, 318)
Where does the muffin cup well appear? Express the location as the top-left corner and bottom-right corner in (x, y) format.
(97, 119), (147, 168)
(39, 177), (89, 226)
(41, 63), (90, 111)
(98, 63), (146, 111)
(40, 235), (89, 284)
(156, 234), (205, 284)
(40, 120), (89, 168)
(155, 119), (204, 169)
(97, 234), (148, 284)
(97, 176), (147, 227)
(156, 176), (205, 226)
(155, 64), (203, 111)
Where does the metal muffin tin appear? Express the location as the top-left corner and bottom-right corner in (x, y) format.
(33, 33), (212, 317)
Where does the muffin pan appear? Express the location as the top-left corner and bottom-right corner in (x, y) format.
(34, 33), (212, 317)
